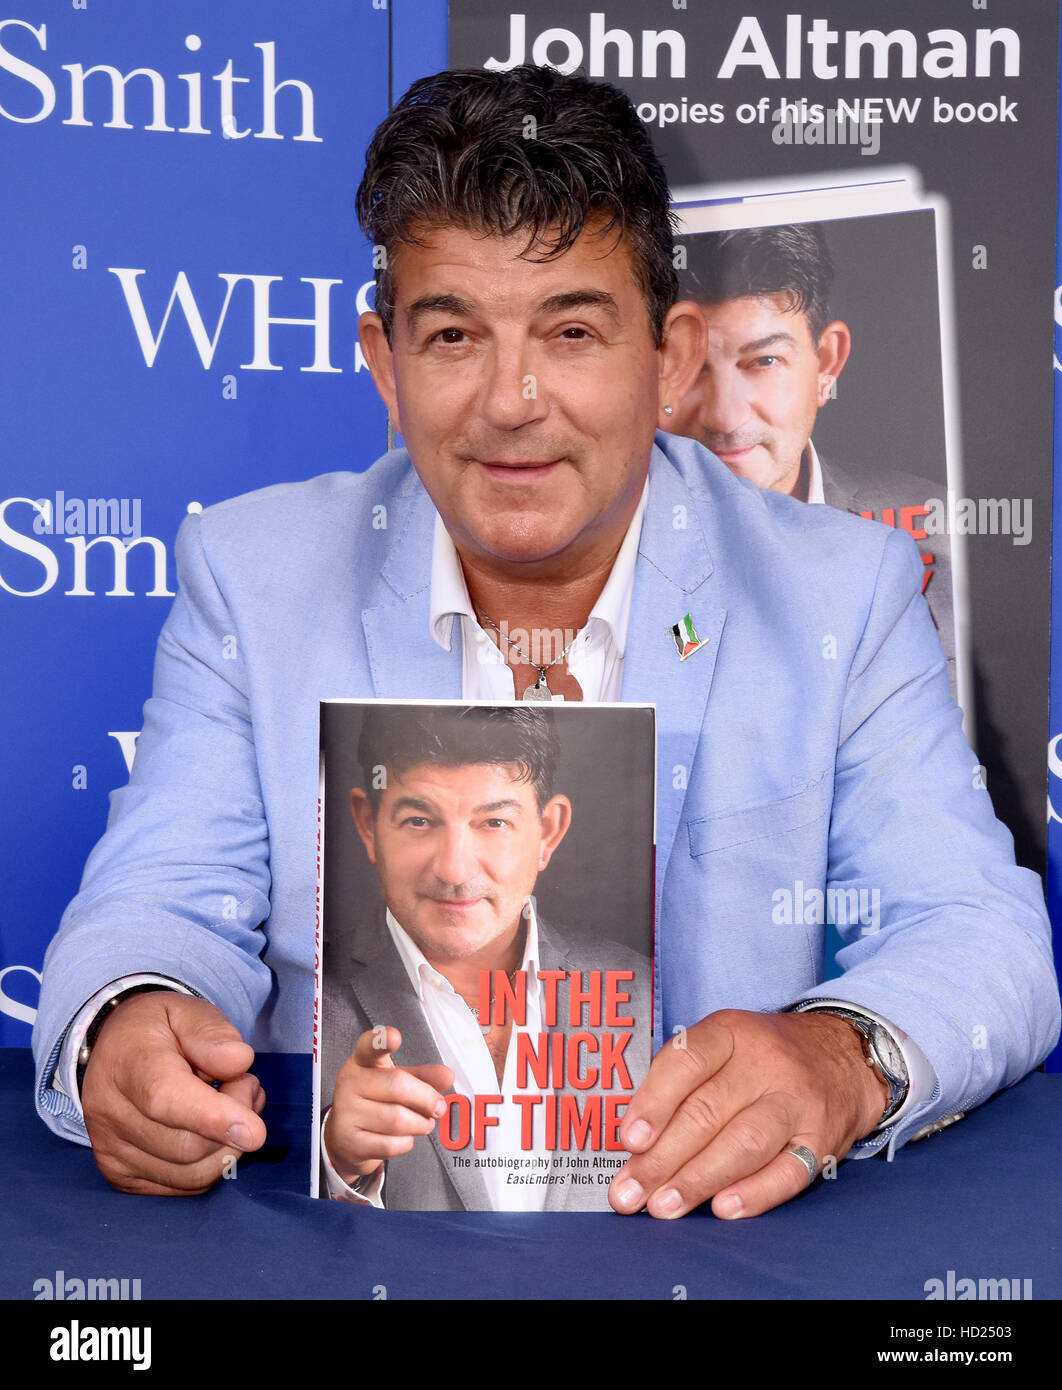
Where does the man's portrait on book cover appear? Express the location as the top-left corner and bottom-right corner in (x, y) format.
(316, 700), (654, 1210)
(668, 212), (959, 687)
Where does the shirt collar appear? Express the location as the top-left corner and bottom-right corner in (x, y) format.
(587, 478), (649, 657)
(385, 900), (542, 1003)
(428, 511), (472, 653)
(805, 439), (825, 506)
(428, 479), (650, 658)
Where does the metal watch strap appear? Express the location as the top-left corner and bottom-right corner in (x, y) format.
(75, 983), (175, 1098)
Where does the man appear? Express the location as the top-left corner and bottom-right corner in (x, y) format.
(33, 66), (1057, 1221)
(319, 703), (651, 1210)
(666, 223), (955, 675)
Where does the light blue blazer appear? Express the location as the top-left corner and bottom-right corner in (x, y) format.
(34, 433), (1060, 1157)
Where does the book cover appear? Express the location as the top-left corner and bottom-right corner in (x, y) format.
(312, 699), (656, 1210)
(672, 181), (968, 707)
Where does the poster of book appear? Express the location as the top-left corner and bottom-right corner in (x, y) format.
(449, 0), (1056, 876)
(312, 699), (656, 1210)
(672, 175), (966, 705)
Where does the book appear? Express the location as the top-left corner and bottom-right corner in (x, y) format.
(312, 698), (656, 1210)
(672, 177), (969, 709)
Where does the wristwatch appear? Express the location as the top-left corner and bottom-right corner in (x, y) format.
(794, 1004), (909, 1127)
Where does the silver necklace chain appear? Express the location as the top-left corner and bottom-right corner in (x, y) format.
(476, 609), (580, 701)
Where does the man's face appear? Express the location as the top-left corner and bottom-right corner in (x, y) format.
(350, 762), (571, 966)
(668, 294), (845, 496)
(359, 222), (703, 576)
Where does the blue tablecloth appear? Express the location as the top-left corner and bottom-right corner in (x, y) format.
(2, 1050), (1058, 1301)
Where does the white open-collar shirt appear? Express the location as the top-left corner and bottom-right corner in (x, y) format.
(429, 480), (649, 703)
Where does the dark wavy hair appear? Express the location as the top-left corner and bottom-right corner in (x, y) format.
(358, 704), (559, 814)
(356, 65), (678, 347)
(680, 223), (835, 343)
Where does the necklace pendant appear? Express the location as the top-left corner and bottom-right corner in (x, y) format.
(522, 675), (552, 702)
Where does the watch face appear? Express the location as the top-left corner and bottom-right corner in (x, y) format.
(869, 1023), (906, 1080)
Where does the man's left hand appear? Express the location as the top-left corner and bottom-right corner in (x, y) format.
(608, 1009), (889, 1220)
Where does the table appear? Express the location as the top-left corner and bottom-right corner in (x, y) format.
(2, 1050), (1058, 1302)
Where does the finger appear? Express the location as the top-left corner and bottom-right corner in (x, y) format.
(610, 1068), (742, 1213)
(170, 999), (256, 1083)
(87, 1087), (224, 1167)
(328, 1097), (437, 1162)
(337, 1053), (448, 1122)
(342, 1096), (440, 1139)
(404, 1063), (455, 1094)
(95, 1131), (242, 1197)
(640, 1093), (800, 1220)
(619, 1020), (735, 1154)
(92, 1071), (265, 1167)
(712, 1132), (824, 1220)
(217, 1072), (266, 1118)
(324, 1102), (420, 1178)
(124, 1047), (267, 1152)
(354, 1025), (404, 1068)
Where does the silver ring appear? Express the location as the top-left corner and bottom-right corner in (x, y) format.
(784, 1144), (820, 1188)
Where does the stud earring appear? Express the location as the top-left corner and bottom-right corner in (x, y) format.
(663, 404), (673, 416)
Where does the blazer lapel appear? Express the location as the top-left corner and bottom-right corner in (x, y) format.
(360, 470), (463, 700)
(622, 445), (726, 943)
(817, 454), (862, 514)
(347, 913), (441, 1071)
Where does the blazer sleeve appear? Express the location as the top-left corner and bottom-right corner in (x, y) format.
(32, 512), (275, 1141)
(798, 526), (1059, 1154)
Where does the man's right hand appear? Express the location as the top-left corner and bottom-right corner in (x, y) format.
(324, 1025), (453, 1185)
(81, 993), (267, 1196)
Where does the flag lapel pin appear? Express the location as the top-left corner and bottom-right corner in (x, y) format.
(669, 613), (710, 661)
